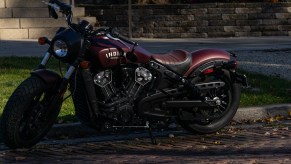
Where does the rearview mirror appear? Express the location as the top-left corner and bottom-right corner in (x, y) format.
(48, 6), (58, 19)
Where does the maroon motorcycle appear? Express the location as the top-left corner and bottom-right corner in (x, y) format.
(1, 0), (247, 148)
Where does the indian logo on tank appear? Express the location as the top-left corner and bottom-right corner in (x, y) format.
(105, 51), (122, 59)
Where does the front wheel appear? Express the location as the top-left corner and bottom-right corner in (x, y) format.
(178, 69), (241, 134)
(0, 76), (62, 148)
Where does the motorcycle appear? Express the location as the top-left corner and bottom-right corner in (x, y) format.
(0, 0), (247, 149)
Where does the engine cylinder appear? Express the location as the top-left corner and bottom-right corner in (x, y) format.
(93, 70), (115, 101)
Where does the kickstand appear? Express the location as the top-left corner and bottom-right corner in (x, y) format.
(146, 121), (157, 145)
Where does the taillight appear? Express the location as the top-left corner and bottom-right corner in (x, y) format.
(203, 68), (214, 74)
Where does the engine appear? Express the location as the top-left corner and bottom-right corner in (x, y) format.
(93, 67), (152, 124)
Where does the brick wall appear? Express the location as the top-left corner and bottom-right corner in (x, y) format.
(84, 3), (291, 38)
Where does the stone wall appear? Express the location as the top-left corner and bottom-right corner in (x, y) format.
(84, 3), (291, 38)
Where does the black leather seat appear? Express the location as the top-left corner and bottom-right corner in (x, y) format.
(152, 50), (192, 75)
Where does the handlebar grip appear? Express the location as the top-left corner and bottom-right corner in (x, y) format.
(50, 0), (71, 14)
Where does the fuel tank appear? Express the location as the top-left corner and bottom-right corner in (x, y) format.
(88, 36), (151, 69)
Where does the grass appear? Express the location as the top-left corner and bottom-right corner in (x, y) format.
(240, 70), (290, 106)
(0, 57), (290, 122)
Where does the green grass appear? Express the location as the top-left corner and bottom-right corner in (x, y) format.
(239, 70), (291, 107)
(0, 57), (290, 122)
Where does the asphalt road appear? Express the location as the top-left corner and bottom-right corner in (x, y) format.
(0, 120), (290, 163)
(1, 37), (291, 56)
(1, 37), (291, 80)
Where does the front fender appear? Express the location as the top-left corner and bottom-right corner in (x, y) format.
(184, 49), (230, 77)
(31, 69), (62, 87)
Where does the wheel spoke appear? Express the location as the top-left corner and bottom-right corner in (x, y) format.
(219, 104), (226, 110)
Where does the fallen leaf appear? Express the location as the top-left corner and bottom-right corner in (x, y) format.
(15, 157), (26, 161)
(273, 128), (278, 132)
(265, 132), (271, 136)
(16, 148), (29, 152)
(59, 135), (69, 139)
(282, 127), (289, 131)
(265, 117), (276, 123)
(169, 134), (175, 138)
(275, 115), (284, 120)
(213, 141), (221, 145)
(202, 145), (207, 149)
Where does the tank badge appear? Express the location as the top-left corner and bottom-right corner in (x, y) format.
(106, 51), (122, 59)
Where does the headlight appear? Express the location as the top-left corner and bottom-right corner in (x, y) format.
(53, 40), (68, 57)
(50, 28), (82, 64)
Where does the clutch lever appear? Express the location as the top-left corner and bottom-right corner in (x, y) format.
(43, 1), (61, 11)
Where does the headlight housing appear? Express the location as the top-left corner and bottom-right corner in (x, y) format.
(53, 40), (68, 58)
(50, 28), (83, 64)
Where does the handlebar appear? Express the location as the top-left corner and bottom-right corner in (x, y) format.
(49, 0), (71, 15)
(118, 34), (136, 45)
(45, 1), (135, 45)
(92, 27), (136, 45)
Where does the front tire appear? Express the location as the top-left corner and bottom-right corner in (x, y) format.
(0, 76), (61, 148)
(178, 70), (241, 134)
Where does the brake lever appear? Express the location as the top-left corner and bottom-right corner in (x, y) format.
(43, 1), (60, 11)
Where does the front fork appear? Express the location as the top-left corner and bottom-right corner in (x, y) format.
(36, 50), (99, 118)
(35, 51), (76, 109)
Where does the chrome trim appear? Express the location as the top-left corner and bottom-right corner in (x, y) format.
(64, 66), (76, 79)
(40, 52), (52, 66)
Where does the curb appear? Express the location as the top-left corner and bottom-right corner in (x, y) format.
(1, 104), (291, 143)
(233, 104), (291, 122)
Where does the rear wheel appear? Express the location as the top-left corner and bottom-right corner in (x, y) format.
(178, 69), (241, 134)
(0, 76), (61, 148)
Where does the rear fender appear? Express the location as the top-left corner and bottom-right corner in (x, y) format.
(187, 60), (228, 78)
(184, 49), (230, 77)
(187, 60), (248, 87)
(31, 69), (62, 88)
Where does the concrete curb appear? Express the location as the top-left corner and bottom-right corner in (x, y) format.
(234, 104), (291, 122)
(1, 104), (291, 143)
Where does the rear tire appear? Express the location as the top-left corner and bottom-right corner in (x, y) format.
(0, 76), (61, 148)
(178, 70), (241, 134)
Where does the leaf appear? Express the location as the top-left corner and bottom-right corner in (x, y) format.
(169, 134), (175, 138)
(213, 141), (221, 145)
(265, 132), (271, 136)
(59, 135), (69, 139)
(265, 115), (286, 123)
(15, 157), (26, 161)
(202, 145), (207, 149)
(265, 117), (276, 123)
(275, 115), (284, 120)
(272, 128), (278, 132)
(282, 127), (289, 131)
